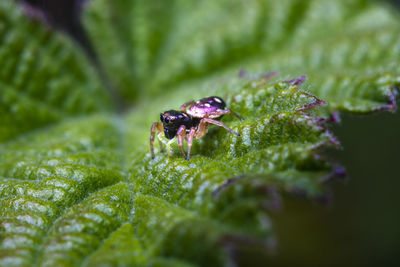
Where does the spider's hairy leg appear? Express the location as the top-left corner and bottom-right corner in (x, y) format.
(202, 118), (241, 136)
(195, 119), (209, 139)
(177, 125), (187, 159)
(227, 109), (244, 120)
(214, 109), (244, 120)
(150, 122), (163, 159)
(180, 100), (196, 112)
(186, 127), (196, 161)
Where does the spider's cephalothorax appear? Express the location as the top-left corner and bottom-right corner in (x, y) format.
(160, 110), (195, 139)
(150, 96), (243, 160)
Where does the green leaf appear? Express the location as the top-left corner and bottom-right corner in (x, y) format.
(1, 0), (399, 266)
(84, 0), (400, 111)
(0, 1), (111, 143)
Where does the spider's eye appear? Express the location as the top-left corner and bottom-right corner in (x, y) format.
(165, 117), (170, 123)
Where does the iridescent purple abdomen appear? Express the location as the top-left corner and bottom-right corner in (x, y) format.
(186, 96), (226, 119)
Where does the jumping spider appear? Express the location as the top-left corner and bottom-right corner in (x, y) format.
(150, 96), (243, 160)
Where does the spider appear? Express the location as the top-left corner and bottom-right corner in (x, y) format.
(150, 96), (243, 160)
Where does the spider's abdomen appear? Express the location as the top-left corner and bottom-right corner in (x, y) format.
(186, 96), (226, 119)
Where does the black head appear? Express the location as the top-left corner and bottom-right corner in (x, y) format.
(160, 110), (192, 139)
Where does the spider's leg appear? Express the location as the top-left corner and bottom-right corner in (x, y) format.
(176, 125), (187, 159)
(180, 100), (196, 112)
(227, 109), (244, 120)
(186, 127), (196, 161)
(213, 109), (244, 120)
(202, 118), (241, 136)
(155, 122), (165, 152)
(195, 119), (209, 139)
(150, 122), (163, 159)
